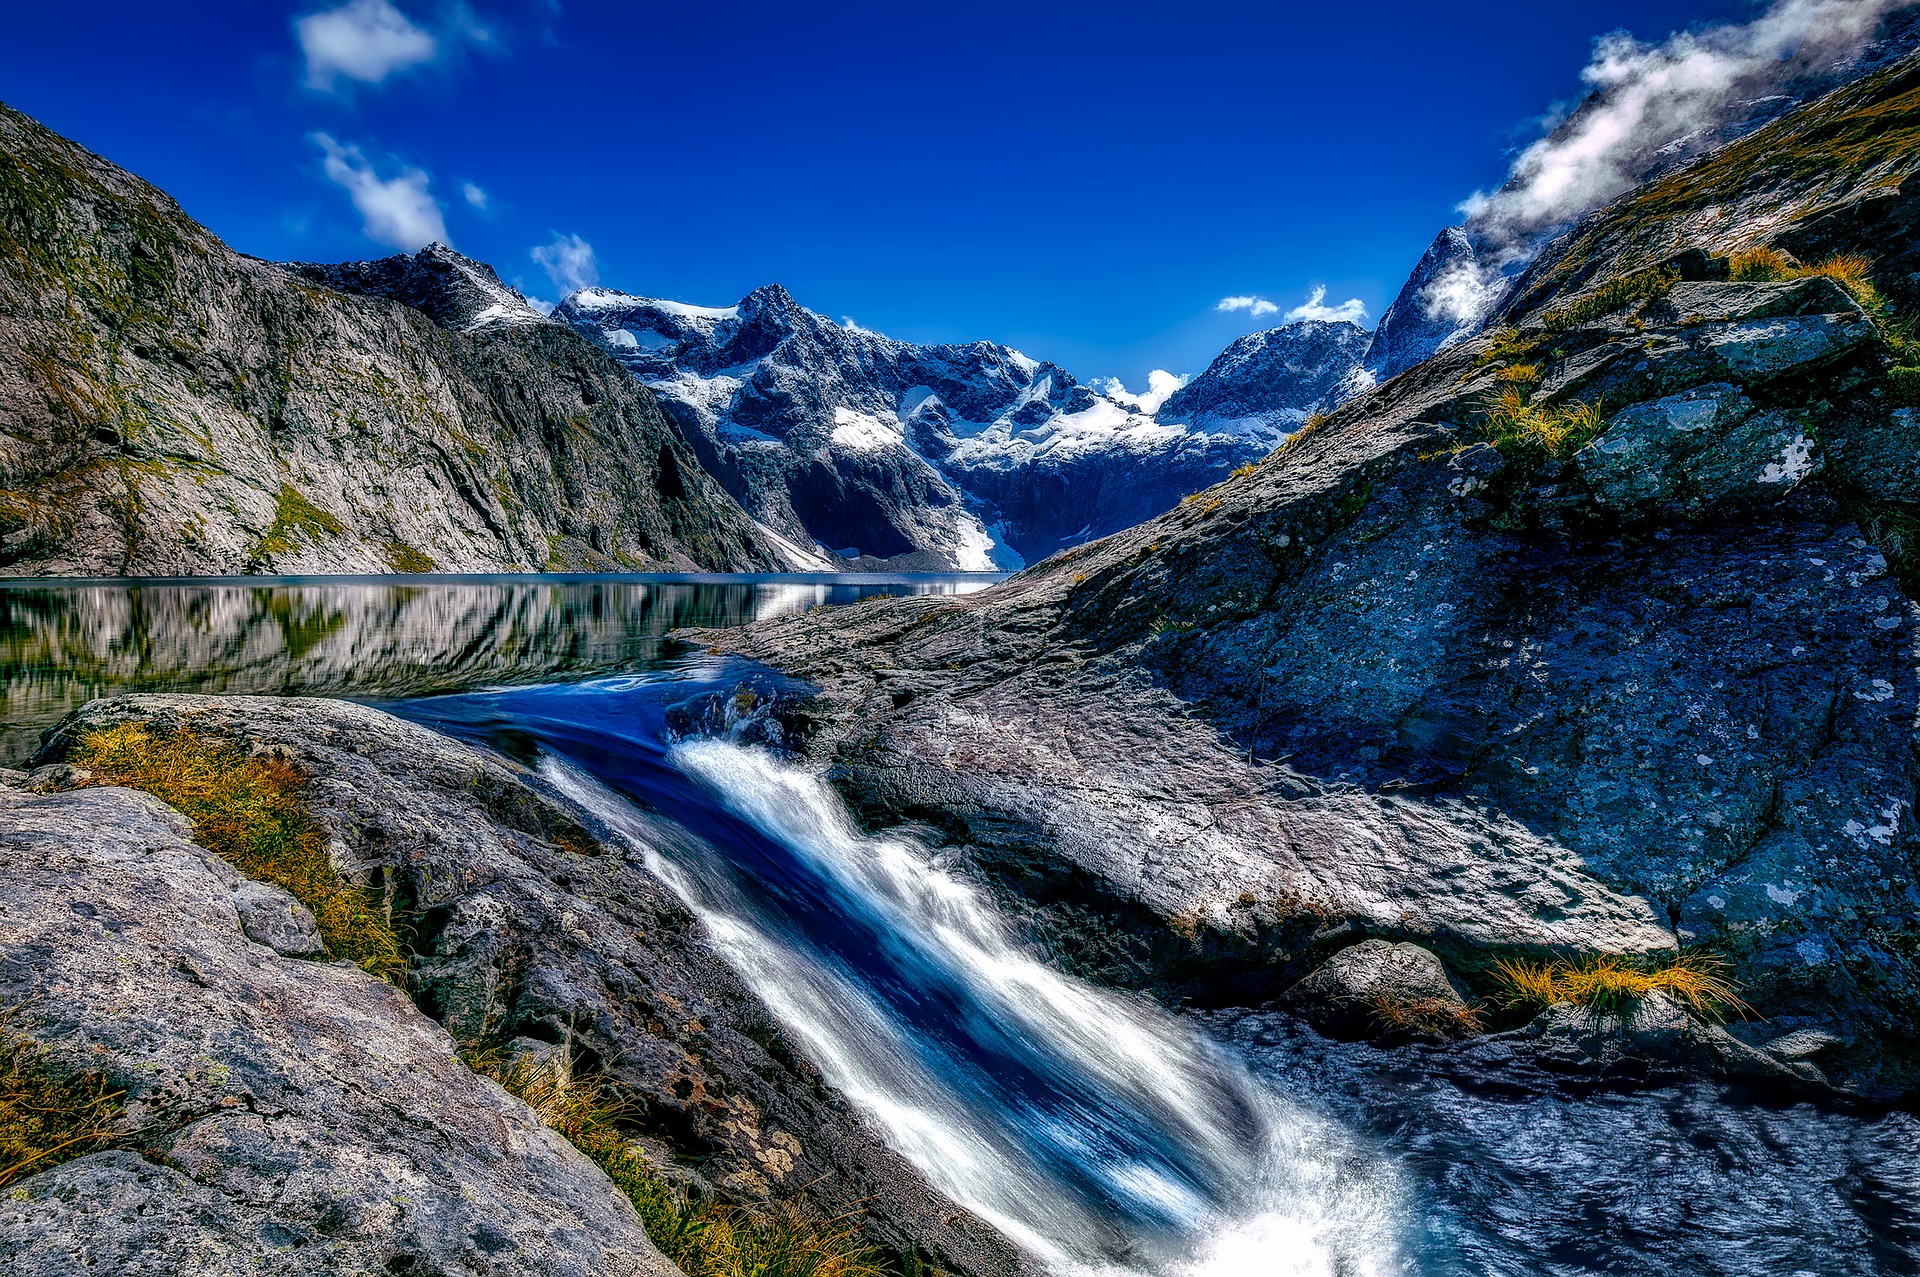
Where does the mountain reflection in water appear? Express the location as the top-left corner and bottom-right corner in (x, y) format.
(0, 573), (998, 764)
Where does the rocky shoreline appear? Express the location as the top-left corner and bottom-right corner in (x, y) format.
(1, 694), (1026, 1277)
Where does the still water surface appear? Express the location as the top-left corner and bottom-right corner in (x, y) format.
(2, 574), (1915, 1276)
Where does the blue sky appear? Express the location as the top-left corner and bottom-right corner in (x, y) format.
(3, 0), (1761, 386)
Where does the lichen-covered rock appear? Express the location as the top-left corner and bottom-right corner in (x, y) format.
(1520, 993), (1807, 1087)
(0, 784), (679, 1277)
(228, 879), (325, 958)
(1575, 383), (1819, 513)
(1538, 308), (1877, 405)
(30, 695), (1028, 1277)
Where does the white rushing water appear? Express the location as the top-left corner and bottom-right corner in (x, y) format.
(547, 739), (1405, 1277)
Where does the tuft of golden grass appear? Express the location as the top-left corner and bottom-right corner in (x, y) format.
(1366, 992), (1486, 1039)
(0, 1012), (126, 1189)
(469, 1045), (883, 1277)
(1273, 412), (1328, 459)
(69, 723), (406, 981)
(1728, 248), (1883, 309)
(1229, 462), (1260, 480)
(1493, 362), (1541, 385)
(1491, 951), (1752, 1022)
(1477, 385), (1606, 460)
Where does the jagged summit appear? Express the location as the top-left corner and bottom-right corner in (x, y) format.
(290, 242), (549, 334)
(1363, 227), (1495, 383)
(1160, 319), (1373, 437)
(554, 281), (1371, 567)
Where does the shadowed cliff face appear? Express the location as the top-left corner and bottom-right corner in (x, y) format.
(0, 103), (785, 577)
(695, 57), (1920, 1095)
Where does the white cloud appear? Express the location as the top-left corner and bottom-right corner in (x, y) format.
(298, 0), (437, 90)
(1216, 295), (1280, 317)
(531, 233), (598, 296)
(1464, 0), (1911, 258)
(461, 181), (488, 210)
(1419, 257), (1496, 325)
(1097, 369), (1188, 415)
(1283, 286), (1369, 325)
(313, 133), (447, 250)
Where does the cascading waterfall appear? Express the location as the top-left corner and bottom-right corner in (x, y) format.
(540, 729), (1406, 1277)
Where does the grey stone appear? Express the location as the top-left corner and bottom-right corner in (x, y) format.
(1575, 384), (1821, 513)
(1765, 1028), (1842, 1059)
(0, 784), (679, 1277)
(229, 879), (325, 959)
(1521, 993), (1801, 1086)
(1640, 276), (1858, 326)
(1538, 310), (1877, 405)
(1279, 939), (1474, 1039)
(24, 764), (90, 793)
(31, 695), (1029, 1277)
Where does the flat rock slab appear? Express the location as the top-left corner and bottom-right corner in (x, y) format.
(0, 784), (676, 1277)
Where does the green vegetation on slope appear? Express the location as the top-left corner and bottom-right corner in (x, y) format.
(70, 722), (406, 980)
(251, 484), (346, 561)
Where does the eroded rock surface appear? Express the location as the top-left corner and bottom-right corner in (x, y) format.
(1278, 940), (1472, 1039)
(29, 695), (1028, 1277)
(0, 783), (677, 1277)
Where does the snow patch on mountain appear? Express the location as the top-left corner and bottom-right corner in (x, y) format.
(556, 282), (1373, 568)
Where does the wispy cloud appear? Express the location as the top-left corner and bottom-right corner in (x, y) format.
(1283, 286), (1369, 325)
(1216, 295), (1279, 317)
(531, 232), (598, 296)
(297, 0), (438, 90)
(460, 180), (488, 210)
(313, 133), (447, 250)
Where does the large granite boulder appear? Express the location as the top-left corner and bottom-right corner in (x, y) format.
(0, 783), (678, 1277)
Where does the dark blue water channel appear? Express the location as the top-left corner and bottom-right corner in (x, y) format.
(5, 576), (1918, 1276)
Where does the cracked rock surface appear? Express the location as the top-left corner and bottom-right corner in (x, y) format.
(0, 782), (679, 1277)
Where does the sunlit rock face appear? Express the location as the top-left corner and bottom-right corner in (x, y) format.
(0, 105), (785, 578)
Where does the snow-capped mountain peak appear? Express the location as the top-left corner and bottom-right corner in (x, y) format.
(554, 283), (1376, 568)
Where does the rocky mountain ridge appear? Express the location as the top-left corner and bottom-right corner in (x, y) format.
(556, 284), (1370, 569)
(0, 102), (785, 576)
